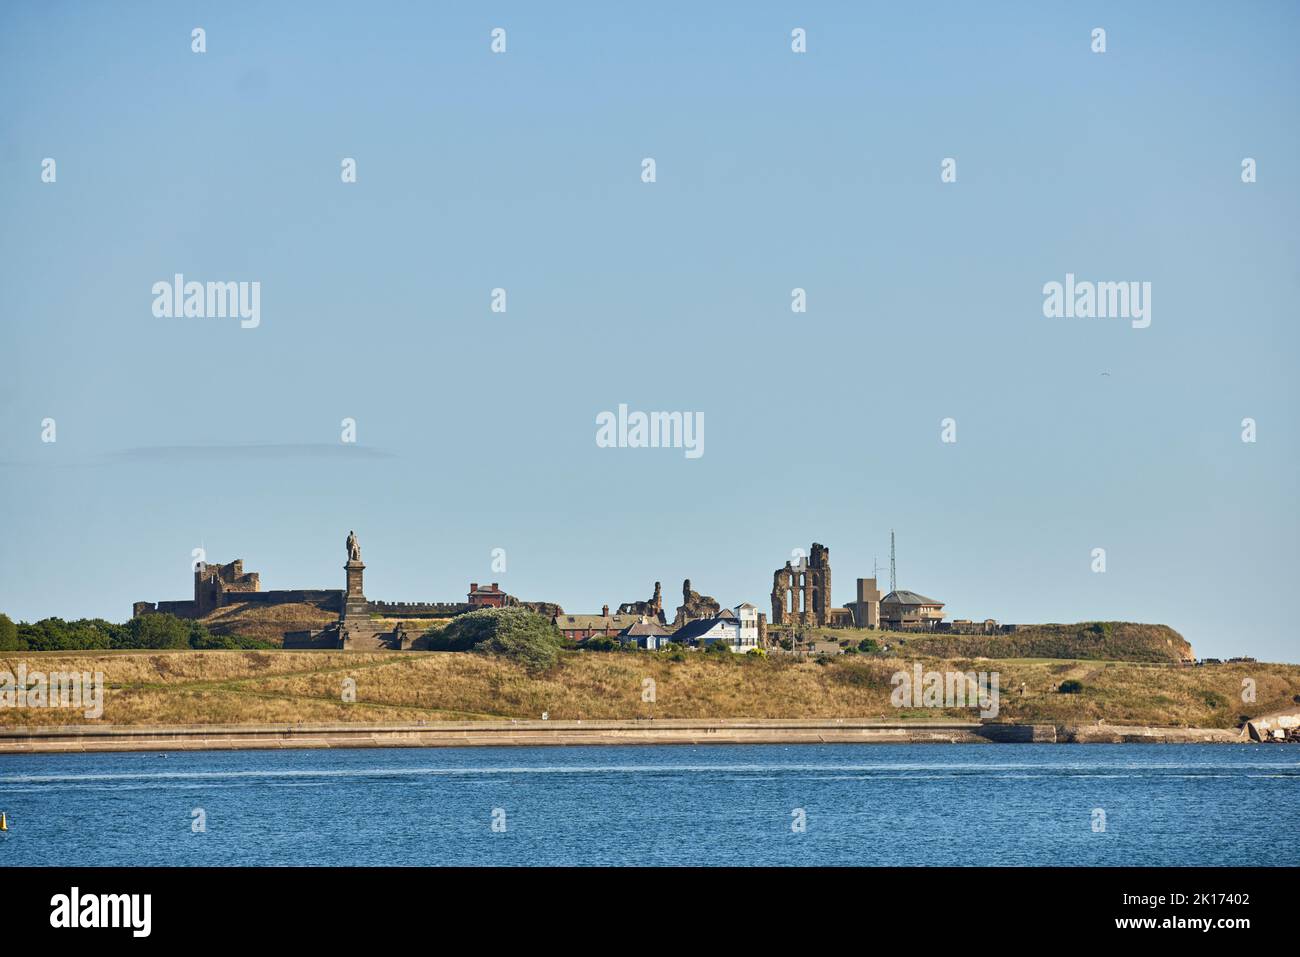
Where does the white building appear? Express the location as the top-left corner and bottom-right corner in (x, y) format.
(671, 605), (760, 653)
(734, 602), (760, 651)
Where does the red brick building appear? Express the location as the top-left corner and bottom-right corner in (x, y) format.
(467, 582), (508, 609)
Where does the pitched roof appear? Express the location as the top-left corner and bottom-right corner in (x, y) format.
(671, 617), (731, 642)
(557, 614), (639, 630)
(621, 621), (670, 636)
(882, 590), (943, 607)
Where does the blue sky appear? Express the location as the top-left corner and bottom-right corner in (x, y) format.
(1, 2), (1297, 661)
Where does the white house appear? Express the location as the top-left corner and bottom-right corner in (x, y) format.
(734, 602), (760, 652)
(619, 619), (674, 650)
(670, 605), (760, 652)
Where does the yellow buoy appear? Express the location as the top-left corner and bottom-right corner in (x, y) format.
(0, 812), (7, 831)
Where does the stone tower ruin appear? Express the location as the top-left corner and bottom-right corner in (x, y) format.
(770, 542), (832, 627)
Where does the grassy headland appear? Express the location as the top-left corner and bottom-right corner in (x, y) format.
(1, 647), (1295, 730)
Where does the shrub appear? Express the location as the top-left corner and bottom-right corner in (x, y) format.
(1058, 680), (1084, 694)
(581, 636), (620, 652)
(430, 607), (564, 670)
(189, 630), (276, 650)
(1199, 690), (1228, 709)
(0, 613), (18, 650)
(857, 637), (880, 653)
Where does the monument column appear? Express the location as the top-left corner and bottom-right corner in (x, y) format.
(343, 530), (367, 621)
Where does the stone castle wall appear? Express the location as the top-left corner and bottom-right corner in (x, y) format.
(137, 590), (342, 620)
(366, 600), (469, 618)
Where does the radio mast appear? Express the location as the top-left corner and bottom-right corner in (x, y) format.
(889, 530), (897, 593)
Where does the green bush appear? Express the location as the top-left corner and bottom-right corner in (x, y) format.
(857, 637), (880, 653)
(430, 607), (564, 670)
(189, 630), (276, 650)
(0, 613), (18, 650)
(581, 636), (620, 652)
(1058, 680), (1084, 694)
(1198, 689), (1228, 709)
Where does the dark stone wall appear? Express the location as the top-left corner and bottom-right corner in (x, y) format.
(232, 590), (343, 613)
(156, 600), (200, 618)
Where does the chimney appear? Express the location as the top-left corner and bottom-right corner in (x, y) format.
(602, 604), (610, 617)
(470, 583), (478, 592)
(491, 583), (499, 590)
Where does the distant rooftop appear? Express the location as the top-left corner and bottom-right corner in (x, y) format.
(882, 590), (943, 607)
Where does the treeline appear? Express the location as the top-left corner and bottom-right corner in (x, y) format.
(0, 611), (275, 652)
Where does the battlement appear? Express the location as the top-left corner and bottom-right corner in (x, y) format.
(366, 600), (469, 618)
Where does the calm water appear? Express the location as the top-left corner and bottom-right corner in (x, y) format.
(0, 744), (1295, 866)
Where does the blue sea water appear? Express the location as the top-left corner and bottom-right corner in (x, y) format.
(0, 744), (1294, 866)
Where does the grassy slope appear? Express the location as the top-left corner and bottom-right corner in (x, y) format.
(200, 602), (453, 645)
(804, 622), (1195, 664)
(1, 648), (1295, 730)
(212, 603), (1197, 666)
(200, 602), (339, 644)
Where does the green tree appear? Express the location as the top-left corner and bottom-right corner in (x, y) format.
(0, 613), (18, 650)
(121, 612), (193, 649)
(18, 617), (113, 651)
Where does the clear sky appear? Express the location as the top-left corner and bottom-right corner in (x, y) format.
(1, 2), (1297, 662)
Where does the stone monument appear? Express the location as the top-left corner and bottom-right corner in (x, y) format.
(343, 529), (367, 622)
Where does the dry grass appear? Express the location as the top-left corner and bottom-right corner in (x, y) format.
(805, 622), (1195, 663)
(199, 602), (338, 644)
(1, 648), (1297, 729)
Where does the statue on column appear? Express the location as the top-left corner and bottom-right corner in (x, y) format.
(346, 530), (361, 562)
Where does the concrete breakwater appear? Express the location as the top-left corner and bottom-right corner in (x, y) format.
(0, 719), (1244, 753)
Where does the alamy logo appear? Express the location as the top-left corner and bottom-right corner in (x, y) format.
(595, 404), (704, 459)
(152, 273), (261, 328)
(50, 887), (151, 937)
(1042, 273), (1150, 329)
(891, 663), (1000, 719)
(0, 666), (103, 719)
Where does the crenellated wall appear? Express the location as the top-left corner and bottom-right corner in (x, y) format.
(366, 600), (469, 618)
